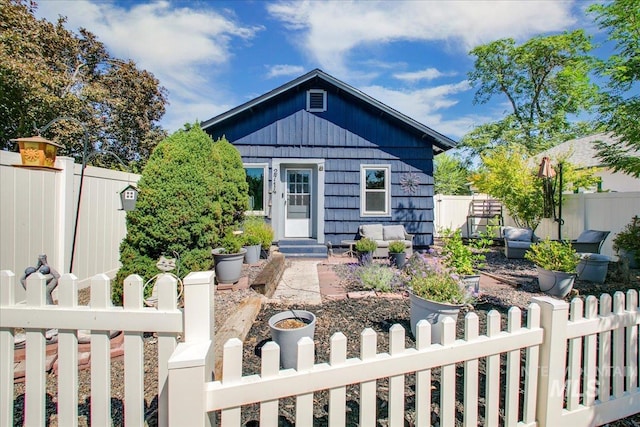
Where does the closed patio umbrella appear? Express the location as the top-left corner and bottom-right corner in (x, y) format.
(537, 156), (556, 219)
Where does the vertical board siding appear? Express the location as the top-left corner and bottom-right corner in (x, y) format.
(205, 86), (439, 246)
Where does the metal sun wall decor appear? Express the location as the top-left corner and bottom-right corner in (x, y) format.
(400, 172), (420, 194)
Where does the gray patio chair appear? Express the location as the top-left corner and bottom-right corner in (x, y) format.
(570, 230), (610, 254)
(503, 226), (538, 259)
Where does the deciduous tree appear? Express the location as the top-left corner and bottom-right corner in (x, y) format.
(589, 0), (640, 178)
(434, 153), (472, 195)
(463, 31), (600, 156)
(0, 0), (167, 170)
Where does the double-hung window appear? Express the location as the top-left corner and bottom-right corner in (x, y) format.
(244, 163), (268, 215)
(360, 164), (390, 216)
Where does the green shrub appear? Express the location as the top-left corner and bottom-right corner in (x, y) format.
(243, 216), (274, 250)
(613, 216), (640, 262)
(525, 238), (579, 272)
(113, 126), (247, 304)
(218, 231), (244, 254)
(439, 228), (490, 275)
(354, 262), (397, 292)
(213, 138), (249, 233)
(388, 240), (406, 254)
(355, 238), (377, 253)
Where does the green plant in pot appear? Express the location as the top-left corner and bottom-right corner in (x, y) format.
(439, 228), (490, 297)
(388, 240), (407, 269)
(242, 231), (262, 264)
(525, 238), (579, 298)
(612, 215), (640, 269)
(212, 231), (247, 284)
(244, 216), (274, 256)
(355, 237), (377, 264)
(403, 252), (474, 343)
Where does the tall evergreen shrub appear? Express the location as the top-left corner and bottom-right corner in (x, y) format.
(113, 126), (248, 303)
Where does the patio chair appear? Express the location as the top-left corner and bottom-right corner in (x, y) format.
(570, 230), (610, 254)
(502, 226), (538, 259)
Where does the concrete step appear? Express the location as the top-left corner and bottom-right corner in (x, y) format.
(277, 239), (328, 258)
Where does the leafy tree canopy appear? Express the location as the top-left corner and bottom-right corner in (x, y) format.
(0, 0), (168, 171)
(462, 31), (600, 156)
(434, 152), (472, 195)
(589, 0), (640, 178)
(471, 144), (598, 231)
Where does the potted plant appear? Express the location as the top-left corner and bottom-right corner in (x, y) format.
(268, 309), (316, 369)
(355, 237), (377, 264)
(439, 228), (490, 297)
(402, 252), (474, 343)
(612, 216), (640, 269)
(525, 238), (580, 298)
(244, 216), (274, 259)
(242, 231), (262, 265)
(212, 231), (247, 284)
(388, 240), (407, 269)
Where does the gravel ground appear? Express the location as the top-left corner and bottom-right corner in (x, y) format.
(12, 249), (640, 426)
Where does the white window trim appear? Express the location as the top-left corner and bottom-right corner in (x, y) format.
(360, 164), (391, 217)
(244, 163), (269, 216)
(306, 89), (327, 112)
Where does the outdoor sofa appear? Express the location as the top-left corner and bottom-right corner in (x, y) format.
(358, 224), (414, 258)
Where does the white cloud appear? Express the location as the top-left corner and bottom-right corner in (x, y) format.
(394, 68), (453, 83)
(266, 64), (305, 78)
(362, 80), (473, 138)
(268, 0), (577, 73)
(35, 1), (263, 132)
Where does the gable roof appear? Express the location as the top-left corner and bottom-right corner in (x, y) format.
(535, 133), (619, 168)
(201, 69), (457, 152)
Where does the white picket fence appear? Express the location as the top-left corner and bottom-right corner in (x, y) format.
(0, 270), (214, 427)
(170, 290), (639, 427)
(2, 269), (639, 426)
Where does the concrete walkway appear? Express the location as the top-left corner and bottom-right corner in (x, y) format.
(269, 259), (324, 305)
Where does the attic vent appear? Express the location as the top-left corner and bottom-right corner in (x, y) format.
(307, 89), (327, 112)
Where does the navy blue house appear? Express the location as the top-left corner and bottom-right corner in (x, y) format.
(202, 69), (456, 256)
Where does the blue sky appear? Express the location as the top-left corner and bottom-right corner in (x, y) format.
(35, 0), (606, 140)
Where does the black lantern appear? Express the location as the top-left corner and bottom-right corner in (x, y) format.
(119, 184), (138, 211)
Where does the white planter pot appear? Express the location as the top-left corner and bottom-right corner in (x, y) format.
(212, 247), (247, 284)
(409, 292), (462, 343)
(268, 310), (316, 369)
(536, 266), (575, 298)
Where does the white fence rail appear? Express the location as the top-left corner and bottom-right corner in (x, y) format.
(0, 270), (214, 427)
(2, 267), (639, 426)
(0, 151), (140, 295)
(170, 291), (639, 426)
(434, 192), (640, 259)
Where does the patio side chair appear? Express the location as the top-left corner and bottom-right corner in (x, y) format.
(570, 230), (610, 254)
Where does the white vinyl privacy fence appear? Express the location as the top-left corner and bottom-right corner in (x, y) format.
(434, 193), (640, 259)
(0, 151), (139, 297)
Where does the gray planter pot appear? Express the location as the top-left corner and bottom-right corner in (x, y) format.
(389, 252), (407, 269)
(243, 244), (261, 265)
(268, 310), (316, 369)
(618, 249), (638, 269)
(409, 292), (462, 344)
(212, 247), (247, 284)
(356, 250), (374, 265)
(536, 266), (575, 298)
(577, 254), (610, 284)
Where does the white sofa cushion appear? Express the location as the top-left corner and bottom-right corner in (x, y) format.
(360, 224), (384, 241)
(383, 225), (406, 241)
(503, 226), (533, 242)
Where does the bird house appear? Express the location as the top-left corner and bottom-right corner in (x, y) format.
(11, 135), (63, 170)
(119, 185), (139, 211)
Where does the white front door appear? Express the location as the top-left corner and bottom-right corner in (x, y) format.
(285, 168), (312, 237)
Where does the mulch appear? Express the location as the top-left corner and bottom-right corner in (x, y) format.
(234, 249), (640, 426)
